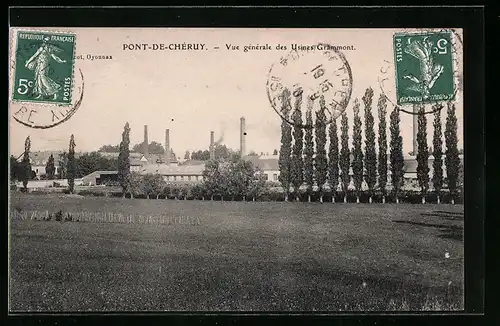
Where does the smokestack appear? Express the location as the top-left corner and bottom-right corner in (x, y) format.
(143, 125), (149, 156)
(240, 116), (246, 157)
(165, 129), (170, 165)
(210, 131), (215, 160)
(413, 110), (418, 156)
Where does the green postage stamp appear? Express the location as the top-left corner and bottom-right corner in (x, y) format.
(12, 31), (76, 105)
(393, 31), (455, 105)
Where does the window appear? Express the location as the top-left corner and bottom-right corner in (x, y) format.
(273, 173), (278, 181)
(173, 176), (177, 181)
(188, 176), (191, 181)
(263, 174), (269, 181)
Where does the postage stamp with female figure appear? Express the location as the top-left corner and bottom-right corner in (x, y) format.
(12, 30), (76, 106)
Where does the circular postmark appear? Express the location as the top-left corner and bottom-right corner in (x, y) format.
(378, 28), (463, 115)
(10, 68), (85, 129)
(266, 43), (353, 128)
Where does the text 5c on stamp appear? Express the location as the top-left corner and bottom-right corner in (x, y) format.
(12, 31), (76, 106)
(393, 31), (455, 105)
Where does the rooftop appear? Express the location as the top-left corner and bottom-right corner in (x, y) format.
(139, 163), (205, 176)
(243, 155), (279, 171)
(180, 160), (206, 166)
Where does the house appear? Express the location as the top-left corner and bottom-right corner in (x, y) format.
(129, 153), (179, 172)
(81, 170), (119, 186)
(243, 155), (280, 182)
(402, 154), (464, 180)
(181, 159), (206, 166)
(22, 151), (64, 179)
(138, 163), (205, 183)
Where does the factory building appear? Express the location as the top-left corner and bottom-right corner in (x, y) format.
(133, 125), (203, 183)
(133, 119), (281, 183)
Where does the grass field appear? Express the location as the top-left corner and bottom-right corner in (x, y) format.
(9, 193), (464, 312)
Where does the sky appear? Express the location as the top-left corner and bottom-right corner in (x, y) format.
(9, 27), (463, 157)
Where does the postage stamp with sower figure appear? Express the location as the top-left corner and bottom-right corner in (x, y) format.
(393, 31), (455, 105)
(12, 31), (76, 106)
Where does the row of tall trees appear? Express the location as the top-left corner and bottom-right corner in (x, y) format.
(278, 87), (462, 204)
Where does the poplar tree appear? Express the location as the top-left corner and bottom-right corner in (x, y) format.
(290, 93), (304, 201)
(416, 105), (430, 203)
(304, 98), (315, 201)
(363, 87), (377, 203)
(328, 115), (340, 203)
(314, 95), (328, 203)
(45, 154), (56, 180)
(340, 112), (350, 203)
(377, 94), (388, 203)
(432, 105), (444, 204)
(352, 99), (363, 203)
(390, 107), (405, 203)
(278, 89), (293, 201)
(118, 122), (131, 197)
(67, 134), (76, 194)
(21, 136), (31, 192)
(58, 152), (67, 179)
(445, 102), (461, 204)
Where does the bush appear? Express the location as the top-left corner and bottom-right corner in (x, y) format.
(78, 190), (106, 197)
(269, 192), (286, 202)
(44, 212), (52, 221)
(54, 210), (63, 221)
(64, 213), (73, 222)
(103, 180), (120, 187)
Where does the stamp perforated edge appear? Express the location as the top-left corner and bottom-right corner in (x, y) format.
(383, 28), (463, 111)
(9, 28), (78, 108)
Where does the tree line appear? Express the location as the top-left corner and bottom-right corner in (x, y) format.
(100, 139), (277, 161)
(10, 149), (119, 182)
(12, 86), (462, 205)
(277, 87), (462, 204)
(99, 141), (174, 157)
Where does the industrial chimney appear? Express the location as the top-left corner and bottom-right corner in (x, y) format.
(165, 129), (170, 165)
(240, 116), (246, 158)
(210, 131), (215, 160)
(143, 125), (149, 156)
(413, 112), (418, 156)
